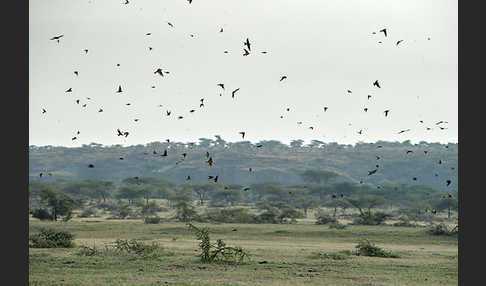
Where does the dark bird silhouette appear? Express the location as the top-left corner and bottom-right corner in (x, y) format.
(347, 90), (352, 94)
(39, 173), (43, 178)
(249, 168), (252, 172)
(206, 151), (210, 158)
(309, 127), (314, 130)
(243, 187), (250, 191)
(123, 0), (129, 4)
(297, 122), (302, 125)
(98, 108), (103, 112)
(84, 49), (88, 54)
(213, 176), (218, 183)
(367, 95), (372, 100)
(74, 71), (79, 76)
(396, 40), (404, 46)
(208, 176), (214, 180)
(117, 129), (123, 136)
(406, 150), (413, 154)
(182, 153), (187, 159)
(123, 132), (129, 137)
(424, 151), (428, 154)
(224, 51), (228, 54)
(134, 119), (139, 122)
(324, 107), (328, 112)
(153, 150), (157, 155)
(116, 86), (122, 93)
(398, 129), (411, 134)
(438, 160), (443, 164)
(66, 88), (72, 93)
(189, 109), (195, 113)
(256, 144), (263, 148)
(42, 108), (47, 114)
(166, 111), (171, 116)
(368, 169), (378, 176)
(220, 28), (223, 33)
(161, 150), (168, 157)
(239, 132), (245, 139)
(167, 22), (174, 27)
(376, 156), (380, 160)
(186, 176), (191, 181)
(76, 99), (80, 104)
(446, 180), (451, 186)
(380, 28), (387, 37)
(364, 108), (368, 112)
(232, 228), (237, 231)
(243, 38), (251, 51)
(376, 165), (379, 168)
(88, 164), (94, 168)
(50, 35), (64, 42)
(357, 130), (363, 135)
(413, 177), (417, 181)
(243, 49), (250, 56)
(154, 68), (164, 77)
(178, 116), (184, 120)
(280, 76), (287, 82)
(419, 120), (424, 123)
(261, 51), (268, 54)
(377, 145), (383, 148)
(232, 88), (240, 98)
(125, 103), (131, 106)
(373, 80), (381, 88)
(340, 194), (344, 198)
(331, 194), (337, 199)
(384, 110), (390, 117)
(217, 83), (225, 90)
(207, 157), (213, 168)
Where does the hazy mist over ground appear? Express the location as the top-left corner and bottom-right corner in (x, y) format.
(29, 0), (457, 147)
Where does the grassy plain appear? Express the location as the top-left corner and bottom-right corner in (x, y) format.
(29, 218), (457, 286)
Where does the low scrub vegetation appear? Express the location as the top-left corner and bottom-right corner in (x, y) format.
(29, 228), (75, 248)
(355, 239), (399, 258)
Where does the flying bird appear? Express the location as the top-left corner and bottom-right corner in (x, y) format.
(396, 40), (404, 46)
(189, 109), (195, 113)
(178, 116), (184, 120)
(42, 108), (47, 114)
(72, 137), (77, 140)
(220, 28), (223, 33)
(206, 151), (209, 158)
(186, 176), (191, 181)
(231, 88), (240, 98)
(88, 164), (94, 168)
(364, 108), (368, 112)
(398, 129), (411, 134)
(243, 187), (250, 191)
(117, 129), (123, 136)
(446, 180), (451, 186)
(74, 71), (78, 76)
(243, 38), (251, 51)
(217, 83), (225, 90)
(167, 22), (174, 27)
(116, 86), (122, 93)
(161, 150), (168, 157)
(50, 35), (64, 42)
(98, 108), (103, 112)
(406, 150), (413, 154)
(367, 95), (372, 100)
(280, 76), (287, 82)
(323, 107), (328, 112)
(84, 49), (88, 54)
(239, 132), (245, 139)
(384, 110), (390, 117)
(373, 80), (381, 88)
(65, 88), (72, 93)
(347, 90), (352, 94)
(380, 28), (387, 37)
(368, 169), (378, 176)
(207, 157), (213, 168)
(243, 49), (250, 56)
(166, 111), (171, 116)
(154, 68), (164, 77)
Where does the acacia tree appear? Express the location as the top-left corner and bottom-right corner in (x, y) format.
(345, 194), (387, 216)
(39, 188), (78, 221)
(191, 183), (219, 205)
(293, 196), (319, 216)
(434, 197), (458, 219)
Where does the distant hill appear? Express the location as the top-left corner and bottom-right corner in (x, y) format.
(29, 140), (458, 190)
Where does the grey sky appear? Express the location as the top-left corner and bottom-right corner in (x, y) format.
(29, 0), (457, 147)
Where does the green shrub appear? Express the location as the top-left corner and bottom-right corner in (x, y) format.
(78, 208), (97, 218)
(355, 239), (399, 258)
(144, 216), (161, 224)
(111, 239), (160, 257)
(352, 212), (392, 226)
(29, 228), (75, 248)
(31, 209), (53, 221)
(427, 223), (458, 236)
(328, 221), (347, 229)
(187, 223), (250, 264)
(316, 213), (338, 225)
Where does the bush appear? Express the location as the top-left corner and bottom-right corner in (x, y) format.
(204, 208), (256, 224)
(187, 223), (250, 264)
(112, 239), (160, 257)
(315, 213), (338, 225)
(144, 216), (161, 224)
(328, 221), (347, 229)
(427, 223), (458, 236)
(31, 208), (53, 221)
(352, 212), (392, 226)
(78, 208), (97, 218)
(355, 239), (399, 258)
(29, 228), (75, 248)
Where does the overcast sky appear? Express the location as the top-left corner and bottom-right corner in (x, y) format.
(29, 0), (457, 147)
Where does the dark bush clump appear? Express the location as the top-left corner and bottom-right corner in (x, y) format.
(31, 209), (53, 221)
(78, 208), (97, 218)
(352, 212), (392, 226)
(144, 216), (161, 224)
(355, 239), (399, 258)
(29, 228), (75, 248)
(315, 213), (338, 225)
(427, 223), (458, 236)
